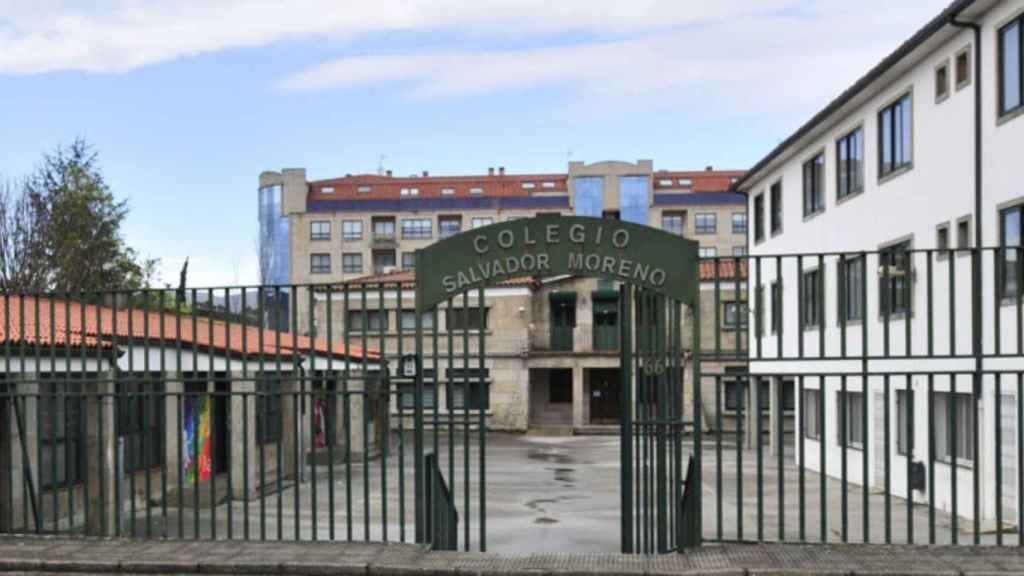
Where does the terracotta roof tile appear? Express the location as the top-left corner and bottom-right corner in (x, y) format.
(0, 295), (377, 361)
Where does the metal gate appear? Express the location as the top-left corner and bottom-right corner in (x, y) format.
(414, 215), (701, 554)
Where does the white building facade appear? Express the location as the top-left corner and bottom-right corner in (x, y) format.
(736, 0), (1024, 531)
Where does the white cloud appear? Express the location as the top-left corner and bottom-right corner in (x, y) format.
(0, 0), (790, 74)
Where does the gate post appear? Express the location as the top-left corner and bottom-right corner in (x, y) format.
(413, 293), (425, 544)
(690, 275), (703, 548)
(619, 284), (633, 553)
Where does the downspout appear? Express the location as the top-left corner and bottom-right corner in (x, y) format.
(950, 9), (983, 533)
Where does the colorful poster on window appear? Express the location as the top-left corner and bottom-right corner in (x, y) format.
(183, 393), (212, 484)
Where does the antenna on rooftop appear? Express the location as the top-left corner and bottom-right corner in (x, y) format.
(377, 154), (388, 176)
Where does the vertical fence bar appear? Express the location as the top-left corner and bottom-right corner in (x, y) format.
(840, 375), (848, 543)
(798, 375), (806, 542)
(715, 375), (722, 542)
(477, 287), (486, 552)
(951, 372), (959, 544)
(884, 373), (891, 544)
(756, 373), (763, 542)
(906, 374), (913, 545)
(462, 292), (470, 550)
(928, 374), (936, 544)
(620, 285), (633, 553)
(996, 373), (1003, 546)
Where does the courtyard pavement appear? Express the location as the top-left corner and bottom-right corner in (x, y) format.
(118, 432), (1016, 553)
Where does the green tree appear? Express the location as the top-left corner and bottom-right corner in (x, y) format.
(0, 139), (157, 293)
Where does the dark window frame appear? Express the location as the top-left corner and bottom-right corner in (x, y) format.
(401, 218), (432, 239)
(310, 253), (331, 274)
(694, 213), (717, 235)
(878, 93), (913, 179)
(731, 212), (747, 234)
(342, 252), (363, 274)
(998, 16), (1024, 118)
(802, 152), (825, 217)
(753, 193), (765, 243)
(896, 388), (915, 456)
(879, 239), (914, 317)
(836, 390), (865, 449)
(770, 181), (783, 235)
(310, 220), (331, 241)
(801, 268), (822, 329)
(342, 220), (363, 241)
(37, 375), (87, 490)
(837, 256), (865, 322)
(256, 376), (283, 445)
(117, 375), (166, 473)
(999, 204), (1023, 300)
(802, 388), (821, 440)
(836, 127), (864, 200)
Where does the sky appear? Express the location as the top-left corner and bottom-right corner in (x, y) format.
(0, 0), (952, 287)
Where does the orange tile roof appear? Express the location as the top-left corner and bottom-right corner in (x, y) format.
(0, 295), (377, 362)
(338, 269), (539, 290)
(699, 259), (748, 282)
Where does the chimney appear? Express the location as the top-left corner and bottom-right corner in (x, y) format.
(705, 165), (713, 172)
(498, 166), (505, 176)
(422, 170), (429, 177)
(386, 169), (393, 177)
(488, 167), (495, 176)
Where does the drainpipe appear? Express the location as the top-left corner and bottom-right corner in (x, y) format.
(950, 9), (983, 530)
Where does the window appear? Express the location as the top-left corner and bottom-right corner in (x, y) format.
(401, 218), (432, 239)
(447, 373), (489, 410)
(446, 307), (489, 331)
(957, 217), (971, 251)
(310, 253), (331, 274)
(732, 246), (747, 256)
(723, 301), (746, 329)
(399, 372), (436, 410)
(935, 61), (950, 101)
(469, 187), (484, 194)
(342, 253), (363, 274)
(838, 256), (865, 322)
(321, 187), (335, 194)
(401, 252), (416, 270)
(400, 187), (419, 196)
(837, 391), (864, 448)
(38, 377), (85, 489)
(441, 187), (455, 195)
(836, 127), (864, 200)
(955, 46), (972, 90)
(471, 217), (494, 229)
(400, 309), (434, 330)
(439, 216), (462, 237)
(801, 269), (821, 328)
(348, 309), (387, 332)
(372, 250), (396, 274)
(522, 182), (536, 189)
(802, 152), (825, 216)
(755, 285), (764, 337)
(678, 178), (693, 188)
(999, 17), (1022, 117)
(770, 181), (783, 236)
(699, 247), (717, 258)
(662, 212), (685, 236)
(310, 220), (331, 241)
(357, 185), (372, 194)
(658, 179), (673, 186)
(256, 376), (282, 444)
(695, 213), (717, 234)
(342, 220), (363, 241)
(879, 240), (913, 316)
(896, 389), (914, 456)
(1000, 205), (1022, 298)
(372, 218), (395, 240)
(724, 379), (747, 411)
(937, 223), (950, 253)
(933, 391), (974, 463)
(732, 212), (747, 234)
(770, 281), (781, 334)
(879, 93), (913, 178)
(803, 388), (821, 440)
(542, 181), (556, 189)
(118, 377), (165, 473)
(754, 193), (765, 242)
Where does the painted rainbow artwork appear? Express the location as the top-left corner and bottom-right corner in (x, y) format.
(183, 393), (212, 484)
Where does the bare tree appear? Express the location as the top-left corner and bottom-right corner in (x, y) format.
(0, 179), (49, 291)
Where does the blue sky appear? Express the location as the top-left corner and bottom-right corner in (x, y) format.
(0, 0), (950, 286)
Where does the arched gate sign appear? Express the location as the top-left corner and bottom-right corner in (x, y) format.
(412, 215), (701, 553)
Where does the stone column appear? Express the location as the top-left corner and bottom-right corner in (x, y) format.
(85, 376), (116, 535)
(572, 366), (585, 429)
(163, 375), (182, 499)
(230, 377), (256, 499)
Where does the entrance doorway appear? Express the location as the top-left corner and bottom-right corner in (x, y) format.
(587, 368), (620, 425)
(529, 368), (573, 427)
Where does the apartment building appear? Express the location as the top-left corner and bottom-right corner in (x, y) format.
(258, 160), (748, 432)
(736, 0), (1024, 525)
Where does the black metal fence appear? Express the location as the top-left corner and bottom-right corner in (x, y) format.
(0, 283), (486, 552)
(700, 247), (1024, 546)
(423, 452), (457, 551)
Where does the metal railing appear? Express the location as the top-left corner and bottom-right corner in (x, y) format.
(423, 452), (458, 551)
(699, 247), (1024, 547)
(0, 283), (487, 551)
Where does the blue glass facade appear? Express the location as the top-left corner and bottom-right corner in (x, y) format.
(258, 184), (291, 331)
(574, 177), (604, 218)
(619, 176), (649, 225)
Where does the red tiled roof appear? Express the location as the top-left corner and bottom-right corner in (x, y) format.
(309, 168), (746, 202)
(652, 170), (746, 193)
(0, 295), (377, 361)
(309, 173), (568, 201)
(338, 269), (539, 290)
(699, 259), (748, 282)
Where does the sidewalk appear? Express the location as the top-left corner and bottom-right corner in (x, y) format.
(2, 536), (1024, 575)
